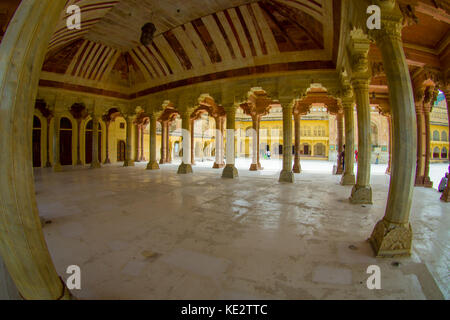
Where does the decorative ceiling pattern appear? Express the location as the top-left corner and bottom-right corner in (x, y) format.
(42, 0), (334, 92)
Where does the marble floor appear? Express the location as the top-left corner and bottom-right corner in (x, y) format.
(34, 160), (449, 300)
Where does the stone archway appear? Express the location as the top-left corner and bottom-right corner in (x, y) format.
(0, 0), (71, 300)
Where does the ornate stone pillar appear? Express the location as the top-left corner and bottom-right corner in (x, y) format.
(0, 0), (72, 299)
(104, 119), (111, 164)
(423, 93), (434, 188)
(368, 4), (416, 257)
(293, 112), (302, 173)
(140, 124), (145, 161)
(90, 114), (101, 169)
(222, 104), (239, 178)
(213, 117), (225, 168)
(135, 124), (141, 162)
(177, 110), (193, 174)
(336, 112), (344, 175)
(279, 102), (294, 183)
(250, 115), (259, 171)
(160, 121), (167, 164)
(341, 99), (356, 185)
(190, 118), (195, 165)
(414, 90), (426, 185)
(441, 89), (450, 202)
(386, 115), (392, 175)
(166, 122), (172, 163)
(124, 115), (135, 167)
(76, 119), (82, 165)
(349, 31), (372, 204)
(45, 116), (52, 167)
(53, 115), (63, 172)
(147, 113), (160, 170)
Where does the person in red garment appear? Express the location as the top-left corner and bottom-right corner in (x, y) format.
(355, 150), (358, 162)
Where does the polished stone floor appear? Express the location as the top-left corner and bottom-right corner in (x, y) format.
(34, 160), (449, 300)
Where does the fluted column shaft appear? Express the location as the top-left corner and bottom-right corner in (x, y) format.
(293, 113), (302, 173)
(124, 116), (135, 167)
(368, 7), (417, 257)
(386, 115), (392, 175)
(423, 107), (433, 187)
(104, 121), (111, 164)
(222, 105), (239, 179)
(350, 79), (372, 204)
(91, 115), (101, 168)
(341, 101), (356, 185)
(250, 115), (259, 171)
(177, 111), (193, 174)
(160, 121), (167, 164)
(279, 103), (294, 183)
(415, 107), (425, 184)
(166, 122), (172, 163)
(336, 112), (344, 174)
(45, 117), (52, 167)
(147, 114), (160, 170)
(213, 117), (225, 168)
(135, 124), (141, 162)
(190, 119), (195, 165)
(76, 119), (82, 165)
(53, 115), (62, 172)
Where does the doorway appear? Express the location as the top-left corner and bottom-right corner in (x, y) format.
(117, 140), (126, 162)
(60, 117), (73, 166)
(85, 120), (102, 164)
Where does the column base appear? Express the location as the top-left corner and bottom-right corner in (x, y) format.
(53, 163), (63, 172)
(293, 162), (302, 174)
(76, 160), (83, 166)
(146, 161), (160, 170)
(341, 173), (355, 186)
(177, 163), (193, 174)
(90, 162), (101, 169)
(279, 170), (294, 183)
(350, 185), (372, 204)
(335, 165), (344, 175)
(213, 162), (225, 169)
(414, 175), (424, 187)
(368, 219), (412, 258)
(249, 163), (259, 171)
(123, 160), (135, 167)
(441, 185), (450, 202)
(423, 176), (433, 188)
(104, 158), (111, 165)
(222, 164), (238, 179)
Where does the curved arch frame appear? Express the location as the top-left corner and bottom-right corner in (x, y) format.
(0, 0), (71, 299)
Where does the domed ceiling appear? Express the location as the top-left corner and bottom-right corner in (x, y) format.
(40, 0), (340, 98)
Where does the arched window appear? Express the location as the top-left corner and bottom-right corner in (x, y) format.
(433, 131), (440, 141)
(442, 131), (448, 142)
(60, 117), (72, 129)
(442, 147), (448, 159)
(433, 147), (440, 159)
(33, 116), (41, 129)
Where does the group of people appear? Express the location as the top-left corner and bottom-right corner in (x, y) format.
(339, 146), (449, 193)
(338, 145), (358, 171)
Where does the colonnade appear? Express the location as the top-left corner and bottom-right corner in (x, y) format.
(0, 0), (449, 300)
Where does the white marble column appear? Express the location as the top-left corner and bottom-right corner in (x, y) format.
(279, 102), (294, 183)
(222, 104), (239, 179)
